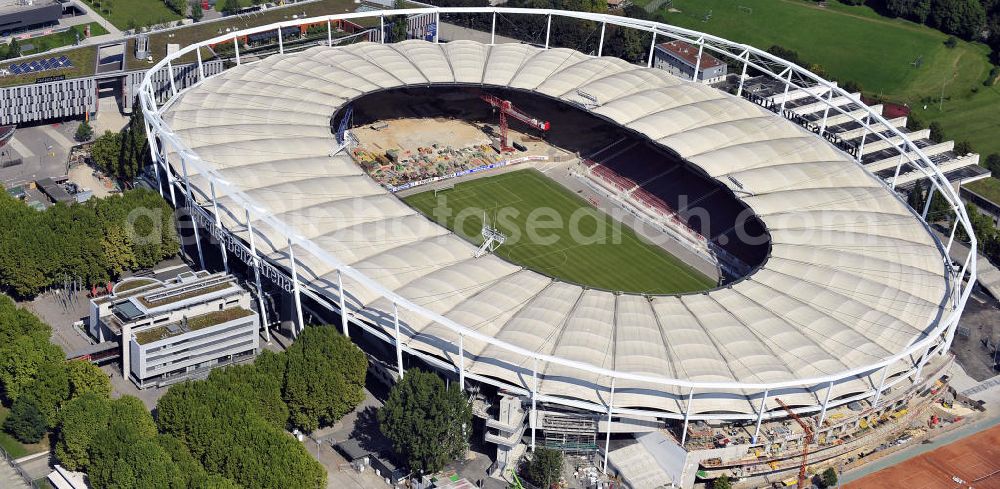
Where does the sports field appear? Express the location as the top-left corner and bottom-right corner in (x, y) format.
(644, 0), (1000, 156)
(403, 169), (717, 294)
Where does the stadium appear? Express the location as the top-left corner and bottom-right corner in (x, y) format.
(140, 7), (977, 487)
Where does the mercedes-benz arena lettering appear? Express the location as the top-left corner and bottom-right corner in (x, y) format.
(140, 8), (975, 486)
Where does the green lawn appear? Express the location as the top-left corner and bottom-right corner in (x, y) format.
(20, 23), (109, 56)
(965, 178), (1000, 204)
(82, 0), (182, 30)
(403, 169), (716, 294)
(647, 0), (1000, 156)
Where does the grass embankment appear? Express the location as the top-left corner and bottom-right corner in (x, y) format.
(646, 0), (1000, 156)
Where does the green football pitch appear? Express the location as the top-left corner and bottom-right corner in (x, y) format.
(403, 169), (717, 295)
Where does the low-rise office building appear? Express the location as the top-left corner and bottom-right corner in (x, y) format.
(89, 271), (260, 389)
(653, 40), (728, 85)
(0, 0), (62, 36)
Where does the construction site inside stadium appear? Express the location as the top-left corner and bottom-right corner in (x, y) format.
(139, 8), (983, 489)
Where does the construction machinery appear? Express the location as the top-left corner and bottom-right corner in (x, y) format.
(480, 94), (550, 152)
(776, 398), (814, 488)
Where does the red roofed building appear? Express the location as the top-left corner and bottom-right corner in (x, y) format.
(653, 40), (728, 85)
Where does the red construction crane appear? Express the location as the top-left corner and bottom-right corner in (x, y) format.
(480, 94), (550, 152)
(776, 398), (814, 488)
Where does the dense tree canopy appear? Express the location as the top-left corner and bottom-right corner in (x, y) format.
(0, 188), (177, 298)
(525, 447), (563, 489)
(55, 393), (113, 471)
(283, 326), (367, 432)
(4, 397), (47, 443)
(379, 369), (472, 474)
(157, 347), (328, 489)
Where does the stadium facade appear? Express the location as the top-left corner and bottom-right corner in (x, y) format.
(139, 8), (977, 487)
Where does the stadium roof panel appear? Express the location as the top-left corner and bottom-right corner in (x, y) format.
(162, 40), (949, 416)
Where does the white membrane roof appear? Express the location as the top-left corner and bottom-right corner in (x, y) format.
(163, 40), (949, 415)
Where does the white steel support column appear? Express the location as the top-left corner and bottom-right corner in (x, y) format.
(856, 115), (869, 161)
(602, 379), (615, 474)
(380, 15), (385, 43)
(196, 48), (205, 81)
(544, 15), (551, 49)
(736, 52), (749, 98)
(458, 334), (465, 390)
(179, 157), (205, 271)
(233, 38), (241, 65)
(165, 155), (177, 207)
(530, 358), (538, 451)
(691, 38), (704, 83)
(142, 119), (163, 198)
(209, 181), (229, 274)
(277, 27), (284, 54)
(287, 238), (304, 336)
(646, 28), (656, 68)
(597, 22), (606, 57)
(945, 213), (959, 254)
(778, 68), (793, 113)
(245, 208), (270, 343)
(490, 12), (496, 45)
(818, 89), (834, 137)
(942, 251), (973, 354)
(326, 19), (332, 46)
(392, 302), (404, 378)
(337, 269), (348, 337)
(752, 389), (768, 443)
(891, 150), (905, 190)
(872, 366), (889, 408)
(166, 61), (177, 96)
(922, 185), (936, 220)
(680, 389), (694, 446)
(434, 12), (439, 43)
(913, 346), (930, 382)
(818, 381), (834, 427)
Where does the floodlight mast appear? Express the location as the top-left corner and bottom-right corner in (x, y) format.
(475, 212), (507, 258)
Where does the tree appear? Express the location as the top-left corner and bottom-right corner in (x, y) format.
(954, 140), (974, 155)
(0, 333), (65, 402)
(929, 121), (945, 142)
(8, 38), (20, 59)
(24, 360), (70, 428)
(87, 396), (182, 489)
(119, 101), (149, 180)
(55, 392), (112, 471)
(90, 130), (123, 177)
(191, 1), (203, 21)
(930, 0), (987, 40)
(821, 467), (839, 488)
(66, 360), (112, 399)
(75, 120), (94, 142)
(945, 35), (959, 48)
(713, 474), (732, 489)
(379, 369), (472, 474)
(841, 79), (864, 94)
(390, 0), (409, 42)
(221, 0), (241, 15)
(984, 153), (1000, 174)
(525, 448), (563, 488)
(4, 397), (47, 443)
(283, 327), (366, 432)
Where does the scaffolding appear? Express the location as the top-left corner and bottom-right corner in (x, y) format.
(541, 413), (599, 454)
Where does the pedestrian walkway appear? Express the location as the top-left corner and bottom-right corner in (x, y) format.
(0, 457), (30, 489)
(962, 374), (1000, 397)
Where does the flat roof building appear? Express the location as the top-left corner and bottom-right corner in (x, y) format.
(0, 0), (62, 36)
(653, 40), (728, 84)
(89, 271), (260, 389)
